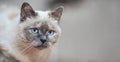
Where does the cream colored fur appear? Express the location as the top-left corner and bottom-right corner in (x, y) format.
(0, 6), (61, 62)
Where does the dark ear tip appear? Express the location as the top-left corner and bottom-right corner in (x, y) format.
(22, 2), (29, 5)
(59, 6), (64, 9)
(22, 2), (30, 7)
(56, 6), (64, 12)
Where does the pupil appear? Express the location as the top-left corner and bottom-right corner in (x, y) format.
(34, 29), (36, 32)
(49, 31), (52, 34)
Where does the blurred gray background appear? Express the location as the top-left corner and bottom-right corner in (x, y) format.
(0, 0), (120, 62)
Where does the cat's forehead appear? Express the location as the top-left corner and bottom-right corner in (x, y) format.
(36, 11), (50, 19)
(28, 11), (56, 23)
(33, 21), (58, 30)
(28, 19), (57, 29)
(32, 21), (49, 28)
(21, 10), (58, 29)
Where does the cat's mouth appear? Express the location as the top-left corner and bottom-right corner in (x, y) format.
(30, 40), (52, 49)
(37, 44), (48, 49)
(32, 42), (50, 49)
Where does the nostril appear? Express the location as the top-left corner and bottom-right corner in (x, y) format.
(40, 38), (47, 43)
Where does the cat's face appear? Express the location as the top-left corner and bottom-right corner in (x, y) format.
(18, 2), (63, 49)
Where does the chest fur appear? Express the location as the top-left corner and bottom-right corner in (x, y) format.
(13, 40), (51, 62)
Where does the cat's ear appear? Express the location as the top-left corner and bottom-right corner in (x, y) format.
(20, 2), (36, 22)
(49, 6), (64, 21)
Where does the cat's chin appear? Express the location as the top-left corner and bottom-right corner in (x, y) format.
(37, 45), (48, 50)
(34, 45), (48, 50)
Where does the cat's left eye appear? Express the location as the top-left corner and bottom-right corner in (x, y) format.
(47, 30), (55, 36)
(30, 28), (39, 34)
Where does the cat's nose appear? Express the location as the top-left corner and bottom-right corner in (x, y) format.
(40, 39), (47, 43)
(40, 36), (47, 43)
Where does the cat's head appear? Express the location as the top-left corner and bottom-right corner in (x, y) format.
(18, 2), (63, 49)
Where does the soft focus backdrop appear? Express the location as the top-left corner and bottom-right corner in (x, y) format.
(0, 0), (120, 62)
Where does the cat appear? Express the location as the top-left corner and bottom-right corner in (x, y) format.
(0, 2), (63, 62)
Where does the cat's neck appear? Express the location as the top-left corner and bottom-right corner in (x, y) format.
(12, 36), (51, 62)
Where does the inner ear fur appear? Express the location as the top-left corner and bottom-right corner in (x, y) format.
(49, 6), (64, 21)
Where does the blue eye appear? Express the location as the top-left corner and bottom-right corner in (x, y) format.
(31, 28), (39, 34)
(47, 30), (55, 36)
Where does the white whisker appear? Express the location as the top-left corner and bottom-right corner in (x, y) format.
(21, 44), (33, 54)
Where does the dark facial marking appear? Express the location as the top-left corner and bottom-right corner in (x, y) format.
(23, 21), (57, 49)
(39, 22), (49, 35)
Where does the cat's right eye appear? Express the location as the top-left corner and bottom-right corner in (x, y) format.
(30, 28), (39, 34)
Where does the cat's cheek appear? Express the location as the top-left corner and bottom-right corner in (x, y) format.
(48, 42), (52, 47)
(49, 38), (58, 45)
(48, 34), (59, 44)
(48, 33), (57, 39)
